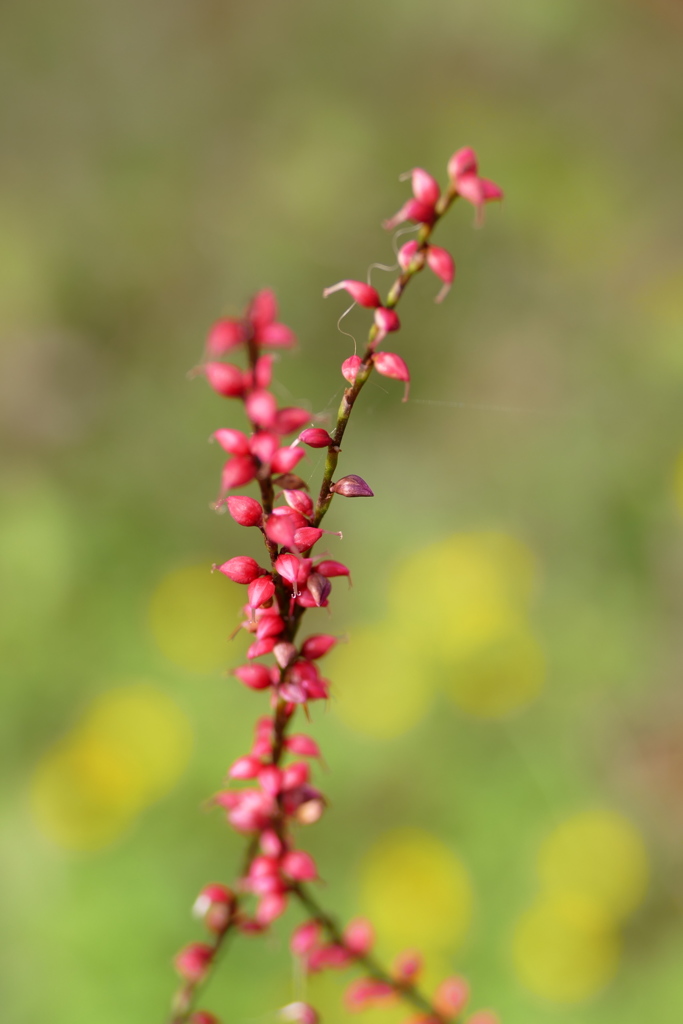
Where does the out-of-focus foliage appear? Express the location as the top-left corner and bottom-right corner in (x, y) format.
(2, 1), (683, 1022)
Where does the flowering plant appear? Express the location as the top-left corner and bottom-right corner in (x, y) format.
(168, 147), (503, 1024)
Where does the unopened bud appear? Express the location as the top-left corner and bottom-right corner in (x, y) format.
(323, 280), (381, 309)
(246, 389), (278, 429)
(281, 849), (318, 881)
(283, 489), (314, 518)
(190, 1012), (220, 1024)
(341, 354), (363, 383)
(410, 167), (440, 206)
(272, 447), (305, 474)
(273, 642), (298, 669)
(382, 198), (435, 231)
(447, 146), (478, 182)
(233, 664), (272, 690)
(213, 428), (250, 455)
(301, 634), (337, 660)
(434, 976), (470, 1017)
(373, 351), (410, 401)
(204, 361), (245, 398)
(279, 1002), (319, 1024)
(373, 306), (400, 340)
(306, 573), (331, 607)
(220, 456), (257, 493)
(343, 917), (374, 955)
(275, 407), (311, 434)
(426, 245), (455, 303)
(227, 495), (263, 527)
(206, 318), (245, 356)
(391, 949), (423, 984)
(299, 427), (334, 448)
(294, 527), (323, 551)
(331, 475), (374, 498)
(174, 943), (213, 982)
(247, 576), (275, 609)
(290, 919), (322, 956)
(397, 239), (423, 271)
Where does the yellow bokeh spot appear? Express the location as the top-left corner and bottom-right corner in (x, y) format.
(29, 682), (192, 850)
(330, 626), (434, 738)
(360, 828), (473, 953)
(512, 894), (620, 1003)
(538, 810), (649, 924)
(148, 562), (243, 673)
(444, 625), (545, 718)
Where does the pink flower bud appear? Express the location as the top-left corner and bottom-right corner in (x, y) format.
(190, 1012), (220, 1024)
(323, 280), (381, 309)
(256, 614), (284, 641)
(426, 244), (455, 286)
(246, 637), (276, 660)
(250, 431), (280, 466)
(315, 559), (349, 578)
(397, 239), (422, 271)
(254, 354), (274, 389)
(249, 289), (277, 329)
(205, 361), (245, 398)
(227, 495), (263, 527)
(272, 447), (305, 473)
(220, 456), (258, 493)
(391, 950), (422, 983)
(233, 664), (272, 690)
(331, 475), (374, 498)
(260, 829), (283, 858)
(290, 919), (322, 956)
(272, 506), (308, 528)
(373, 306), (400, 340)
(281, 761), (310, 790)
(275, 407), (311, 435)
(275, 553), (300, 588)
(343, 917), (374, 955)
(206, 318), (245, 356)
(434, 976), (469, 1017)
(466, 1013), (499, 1024)
(305, 572), (331, 606)
(256, 891), (287, 925)
(344, 978), (396, 1011)
(282, 849), (318, 880)
(229, 755), (262, 779)
(373, 351), (410, 401)
(246, 389), (278, 429)
(382, 198), (435, 231)
(217, 556), (266, 584)
(410, 168), (440, 206)
(259, 322), (297, 347)
(447, 146), (478, 181)
(247, 576), (275, 609)
(258, 765), (283, 795)
(299, 428), (334, 448)
(266, 513), (298, 549)
(307, 943), (353, 972)
(213, 428), (250, 455)
(174, 943), (213, 981)
(301, 634), (337, 660)
(283, 489), (314, 518)
(273, 641), (298, 669)
(279, 1002), (319, 1024)
(294, 527), (323, 551)
(285, 734), (321, 758)
(193, 883), (235, 933)
(341, 354), (363, 383)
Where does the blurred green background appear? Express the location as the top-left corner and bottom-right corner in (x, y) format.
(2, 1), (683, 1022)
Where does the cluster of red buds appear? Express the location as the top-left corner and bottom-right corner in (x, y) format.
(168, 148), (503, 1024)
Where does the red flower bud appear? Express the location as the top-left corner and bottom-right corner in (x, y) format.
(331, 474), (374, 497)
(275, 407), (311, 435)
(343, 917), (374, 955)
(410, 167), (440, 206)
(341, 354), (362, 383)
(372, 351), (410, 401)
(190, 1012), (220, 1024)
(299, 427), (334, 448)
(323, 280), (381, 309)
(259, 322), (296, 347)
(391, 949), (423, 984)
(293, 527), (323, 551)
(426, 245), (455, 303)
(275, 553), (300, 588)
(272, 447), (305, 473)
(397, 239), (423, 271)
(373, 306), (400, 341)
(220, 456), (257, 493)
(248, 289), (277, 329)
(256, 891), (287, 925)
(206, 318), (245, 356)
(247, 576), (275, 608)
(260, 829), (283, 858)
(227, 495), (263, 527)
(279, 1002), (319, 1024)
(315, 559), (350, 578)
(233, 664), (272, 690)
(258, 765), (283, 795)
(344, 979), (395, 1011)
(281, 849), (318, 880)
(447, 146), (478, 181)
(229, 755), (262, 779)
(265, 513), (298, 549)
(174, 943), (213, 982)
(285, 733), (321, 757)
(204, 362), (245, 398)
(216, 556), (266, 584)
(193, 883), (235, 933)
(250, 431), (280, 465)
(253, 354), (274, 388)
(246, 637), (275, 659)
(434, 976), (469, 1017)
(273, 641), (297, 669)
(281, 760), (310, 789)
(283, 489), (314, 518)
(290, 919), (322, 956)
(382, 198), (435, 231)
(301, 634), (337, 660)
(246, 389), (278, 429)
(213, 428), (250, 455)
